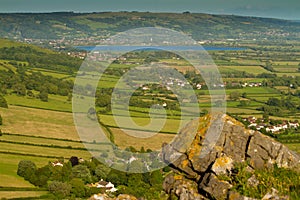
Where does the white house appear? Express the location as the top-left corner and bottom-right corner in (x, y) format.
(196, 84), (202, 89)
(91, 179), (118, 193)
(289, 122), (299, 129)
(52, 161), (63, 167)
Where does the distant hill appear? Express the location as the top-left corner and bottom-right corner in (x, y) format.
(0, 12), (300, 41)
(0, 38), (81, 73)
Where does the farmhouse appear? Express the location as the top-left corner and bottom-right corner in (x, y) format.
(51, 161), (63, 167)
(89, 179), (118, 193)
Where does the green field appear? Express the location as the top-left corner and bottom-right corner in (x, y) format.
(0, 191), (48, 199)
(28, 68), (72, 79)
(219, 65), (270, 75)
(5, 94), (72, 112)
(285, 143), (300, 154)
(0, 153), (53, 188)
(0, 106), (77, 140)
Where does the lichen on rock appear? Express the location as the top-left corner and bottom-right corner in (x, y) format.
(162, 114), (300, 200)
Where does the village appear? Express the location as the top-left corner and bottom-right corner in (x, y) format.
(243, 116), (299, 134)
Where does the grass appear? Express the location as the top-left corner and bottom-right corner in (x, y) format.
(5, 94), (72, 112)
(0, 191), (48, 199)
(219, 66), (270, 75)
(276, 72), (300, 77)
(0, 142), (93, 159)
(0, 134), (85, 148)
(225, 163), (300, 199)
(111, 128), (175, 150)
(0, 60), (17, 72)
(226, 87), (279, 95)
(99, 114), (188, 134)
(226, 107), (262, 114)
(285, 143), (300, 154)
(0, 106), (78, 140)
(0, 153), (53, 188)
(28, 68), (72, 79)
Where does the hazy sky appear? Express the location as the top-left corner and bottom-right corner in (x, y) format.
(0, 0), (299, 20)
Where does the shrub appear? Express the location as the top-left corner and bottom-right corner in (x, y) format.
(48, 181), (71, 199)
(17, 160), (37, 178)
(72, 165), (92, 183)
(0, 95), (8, 108)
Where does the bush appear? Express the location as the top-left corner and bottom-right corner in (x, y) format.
(72, 165), (92, 183)
(39, 91), (48, 102)
(70, 178), (86, 198)
(0, 95), (8, 108)
(48, 181), (71, 199)
(17, 160), (37, 177)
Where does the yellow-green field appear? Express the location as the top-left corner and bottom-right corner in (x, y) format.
(0, 142), (93, 159)
(0, 153), (53, 188)
(5, 94), (72, 112)
(28, 68), (72, 79)
(111, 128), (175, 150)
(0, 191), (48, 199)
(219, 65), (270, 75)
(285, 143), (300, 154)
(0, 106), (77, 140)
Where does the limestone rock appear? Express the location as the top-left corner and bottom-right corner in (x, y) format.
(162, 114), (300, 200)
(163, 173), (208, 200)
(211, 155), (234, 175)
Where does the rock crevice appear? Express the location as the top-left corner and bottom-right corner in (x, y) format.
(162, 114), (300, 200)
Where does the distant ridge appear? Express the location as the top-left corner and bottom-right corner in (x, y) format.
(0, 12), (299, 42)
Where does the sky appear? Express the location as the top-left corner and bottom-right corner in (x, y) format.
(0, 0), (299, 20)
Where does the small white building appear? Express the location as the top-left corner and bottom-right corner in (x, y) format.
(93, 179), (118, 193)
(52, 161), (63, 167)
(196, 84), (202, 89)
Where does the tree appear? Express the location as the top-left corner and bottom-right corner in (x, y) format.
(267, 97), (281, 107)
(0, 95), (8, 108)
(229, 91), (241, 101)
(12, 83), (26, 96)
(214, 100), (223, 107)
(239, 100), (250, 107)
(96, 94), (111, 107)
(39, 90), (48, 102)
(242, 92), (247, 98)
(17, 160), (37, 177)
(27, 90), (34, 98)
(87, 107), (97, 120)
(69, 156), (79, 167)
(95, 163), (111, 180)
(70, 178), (86, 198)
(149, 170), (163, 186)
(72, 165), (92, 183)
(48, 181), (71, 199)
(61, 162), (72, 182)
(0, 114), (2, 125)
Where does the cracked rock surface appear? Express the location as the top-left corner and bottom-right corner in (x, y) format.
(162, 114), (300, 200)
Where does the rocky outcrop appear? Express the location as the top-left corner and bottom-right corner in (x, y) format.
(162, 114), (300, 200)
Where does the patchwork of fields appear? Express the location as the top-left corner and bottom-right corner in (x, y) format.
(1, 47), (300, 199)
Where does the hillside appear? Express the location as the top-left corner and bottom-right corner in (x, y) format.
(0, 38), (82, 73)
(0, 12), (300, 42)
